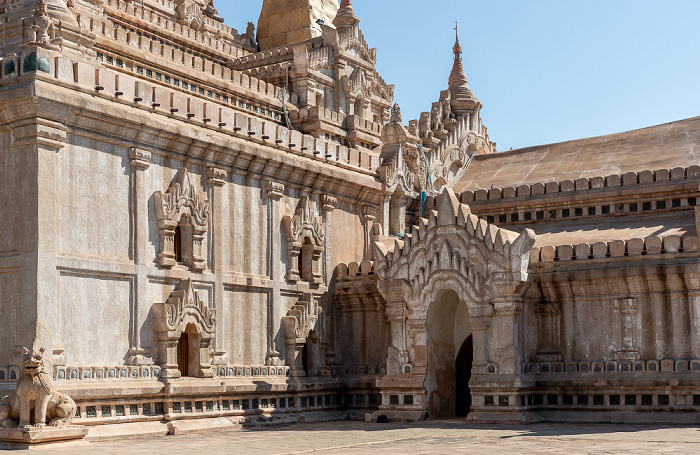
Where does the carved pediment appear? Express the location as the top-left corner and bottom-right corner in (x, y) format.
(155, 279), (216, 337)
(341, 67), (371, 101)
(374, 189), (536, 307)
(378, 144), (416, 195)
(281, 294), (320, 341)
(282, 196), (324, 246)
(154, 168), (209, 227)
(308, 46), (331, 72)
(337, 26), (376, 64)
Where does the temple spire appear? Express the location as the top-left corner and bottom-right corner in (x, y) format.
(333, 0), (359, 29)
(448, 22), (478, 115)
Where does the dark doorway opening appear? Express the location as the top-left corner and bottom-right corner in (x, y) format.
(174, 225), (182, 262)
(456, 334), (473, 416)
(301, 342), (308, 375)
(177, 332), (189, 377)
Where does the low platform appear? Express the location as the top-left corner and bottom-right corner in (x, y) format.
(0, 426), (88, 444)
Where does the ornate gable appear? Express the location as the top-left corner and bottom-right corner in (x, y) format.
(283, 196), (324, 247)
(156, 279), (216, 337)
(375, 188), (535, 308)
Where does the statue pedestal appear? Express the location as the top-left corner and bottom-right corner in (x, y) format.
(0, 426), (88, 444)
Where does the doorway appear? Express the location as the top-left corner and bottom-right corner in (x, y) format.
(426, 289), (472, 418)
(176, 323), (200, 378)
(177, 332), (189, 377)
(456, 335), (473, 416)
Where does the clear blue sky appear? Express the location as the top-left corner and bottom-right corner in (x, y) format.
(221, 1), (700, 151)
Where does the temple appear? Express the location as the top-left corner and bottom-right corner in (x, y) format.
(0, 0), (699, 432)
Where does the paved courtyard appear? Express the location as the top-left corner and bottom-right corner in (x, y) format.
(5, 420), (700, 454)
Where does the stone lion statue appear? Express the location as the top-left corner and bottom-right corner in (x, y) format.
(419, 112), (432, 138)
(0, 341), (77, 428)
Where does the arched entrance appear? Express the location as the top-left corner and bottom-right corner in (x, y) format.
(373, 188), (536, 422)
(426, 289), (472, 418)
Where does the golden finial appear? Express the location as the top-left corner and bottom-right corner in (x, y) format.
(453, 21), (462, 59)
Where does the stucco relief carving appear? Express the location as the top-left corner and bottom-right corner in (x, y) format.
(341, 67), (371, 102)
(282, 196), (325, 284)
(337, 27), (376, 64)
(28, 0), (60, 47)
(154, 279), (216, 379)
(377, 104), (424, 196)
(154, 168), (210, 271)
(282, 293), (321, 376)
(376, 190), (533, 304)
(374, 189), (535, 375)
(175, 0), (208, 30)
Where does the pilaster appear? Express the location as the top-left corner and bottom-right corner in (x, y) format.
(266, 180), (284, 364)
(206, 166), (227, 363)
(361, 205), (377, 261)
(612, 298), (640, 361)
(12, 119), (65, 352)
(127, 147), (152, 365)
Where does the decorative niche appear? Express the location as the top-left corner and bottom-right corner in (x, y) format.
(282, 196), (324, 284)
(154, 168), (210, 271)
(154, 279), (216, 379)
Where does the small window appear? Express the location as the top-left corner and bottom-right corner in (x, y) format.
(174, 225), (182, 263)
